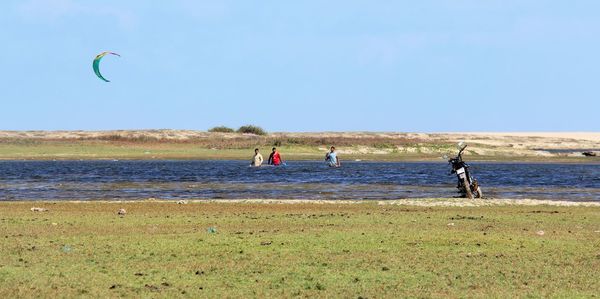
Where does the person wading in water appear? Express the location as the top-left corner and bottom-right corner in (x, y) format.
(251, 148), (263, 167)
(268, 147), (284, 166)
(325, 146), (341, 167)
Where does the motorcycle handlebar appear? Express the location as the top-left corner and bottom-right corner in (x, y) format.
(458, 144), (468, 156)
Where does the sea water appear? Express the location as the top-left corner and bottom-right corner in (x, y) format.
(0, 160), (598, 201)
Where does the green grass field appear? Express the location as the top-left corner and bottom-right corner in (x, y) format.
(1, 201), (599, 298)
(0, 140), (446, 161)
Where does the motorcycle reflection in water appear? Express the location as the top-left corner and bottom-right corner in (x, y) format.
(448, 143), (483, 199)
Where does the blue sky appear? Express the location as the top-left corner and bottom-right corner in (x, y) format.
(1, 1), (599, 132)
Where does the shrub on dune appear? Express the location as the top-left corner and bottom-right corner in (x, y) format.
(208, 126), (235, 133)
(237, 125), (267, 136)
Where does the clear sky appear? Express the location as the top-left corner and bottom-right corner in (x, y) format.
(1, 1), (599, 132)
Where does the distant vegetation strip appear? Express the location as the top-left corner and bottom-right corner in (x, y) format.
(0, 130), (598, 162)
(0, 135), (429, 149)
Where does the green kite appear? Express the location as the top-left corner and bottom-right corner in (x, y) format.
(93, 51), (120, 82)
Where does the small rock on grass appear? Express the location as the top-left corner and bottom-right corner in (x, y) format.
(536, 230), (545, 236)
(31, 207), (48, 212)
(118, 208), (127, 216)
(176, 200), (188, 204)
(260, 241), (272, 246)
(447, 222), (455, 226)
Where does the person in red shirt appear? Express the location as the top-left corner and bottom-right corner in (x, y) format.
(268, 147), (284, 166)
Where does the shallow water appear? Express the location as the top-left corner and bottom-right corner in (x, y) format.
(0, 160), (599, 201)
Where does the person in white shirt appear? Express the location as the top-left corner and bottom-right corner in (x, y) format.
(251, 148), (263, 167)
(325, 146), (340, 167)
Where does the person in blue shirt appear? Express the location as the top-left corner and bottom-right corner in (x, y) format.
(325, 146), (340, 167)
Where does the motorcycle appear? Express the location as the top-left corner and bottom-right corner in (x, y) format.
(447, 143), (483, 199)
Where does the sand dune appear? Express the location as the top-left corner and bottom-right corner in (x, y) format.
(0, 130), (598, 160)
(1, 130), (598, 143)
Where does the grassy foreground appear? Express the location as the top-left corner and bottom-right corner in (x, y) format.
(1, 201), (599, 298)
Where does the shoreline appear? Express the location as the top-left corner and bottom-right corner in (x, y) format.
(9, 198), (600, 207)
(1, 157), (599, 164)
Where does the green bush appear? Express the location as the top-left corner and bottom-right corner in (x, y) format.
(237, 125), (267, 136)
(208, 126), (235, 133)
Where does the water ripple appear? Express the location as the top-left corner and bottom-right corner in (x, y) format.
(0, 160), (598, 201)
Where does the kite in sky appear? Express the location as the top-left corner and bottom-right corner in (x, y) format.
(92, 51), (120, 82)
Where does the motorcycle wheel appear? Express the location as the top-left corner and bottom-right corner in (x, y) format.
(462, 177), (474, 199)
(475, 187), (483, 199)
